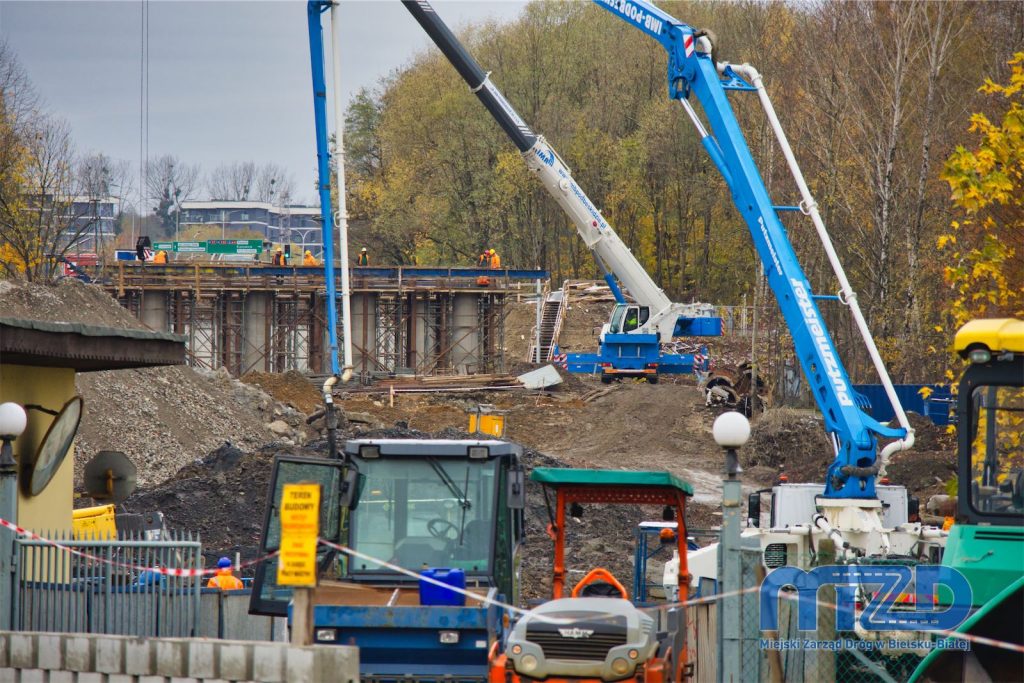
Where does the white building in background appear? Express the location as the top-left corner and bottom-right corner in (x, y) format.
(178, 201), (323, 256)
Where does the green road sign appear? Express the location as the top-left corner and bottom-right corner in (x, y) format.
(207, 239), (264, 255)
(146, 240), (264, 255)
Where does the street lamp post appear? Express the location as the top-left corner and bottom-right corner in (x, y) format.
(0, 402), (28, 631)
(713, 410), (751, 683)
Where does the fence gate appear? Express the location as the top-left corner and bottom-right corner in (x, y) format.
(13, 530), (202, 637)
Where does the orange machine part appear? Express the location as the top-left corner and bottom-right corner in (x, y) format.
(570, 567), (629, 601)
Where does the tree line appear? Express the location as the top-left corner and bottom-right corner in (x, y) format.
(341, 0), (1023, 382)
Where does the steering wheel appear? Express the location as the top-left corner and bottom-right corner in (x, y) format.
(427, 518), (459, 540)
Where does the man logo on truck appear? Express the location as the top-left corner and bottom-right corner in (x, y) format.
(558, 628), (594, 639)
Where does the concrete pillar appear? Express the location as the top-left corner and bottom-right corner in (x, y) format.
(243, 292), (270, 374)
(140, 291), (168, 331)
(350, 292), (374, 377)
(451, 293), (479, 374)
(412, 297), (428, 373)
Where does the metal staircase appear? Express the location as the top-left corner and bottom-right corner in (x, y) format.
(528, 287), (565, 363)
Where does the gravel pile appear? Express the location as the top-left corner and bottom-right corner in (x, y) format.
(0, 279), (146, 328)
(74, 365), (312, 488)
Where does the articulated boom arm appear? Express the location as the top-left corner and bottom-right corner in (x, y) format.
(594, 0), (913, 499)
(403, 0), (708, 342)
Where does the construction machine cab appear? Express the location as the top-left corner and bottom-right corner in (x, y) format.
(910, 319), (1024, 683)
(493, 468), (694, 683)
(250, 439), (525, 617)
(609, 304), (650, 335)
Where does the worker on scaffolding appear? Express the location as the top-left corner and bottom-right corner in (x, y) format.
(152, 250), (168, 264)
(272, 247), (285, 266)
(303, 250), (319, 266)
(357, 247), (369, 266)
(207, 557), (244, 590)
(488, 248), (501, 269)
(478, 249), (490, 267)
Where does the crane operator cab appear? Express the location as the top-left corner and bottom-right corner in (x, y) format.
(606, 304), (651, 335)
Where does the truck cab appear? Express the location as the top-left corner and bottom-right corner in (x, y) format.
(249, 438), (525, 682)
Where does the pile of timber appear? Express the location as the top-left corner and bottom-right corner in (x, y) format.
(564, 280), (618, 303)
(352, 373), (522, 394)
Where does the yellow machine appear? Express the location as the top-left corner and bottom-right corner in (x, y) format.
(72, 504), (117, 539)
(468, 404), (506, 437)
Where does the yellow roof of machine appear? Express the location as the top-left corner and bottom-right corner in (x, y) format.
(954, 318), (1024, 355)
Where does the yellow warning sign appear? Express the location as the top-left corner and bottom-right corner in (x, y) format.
(277, 483), (321, 587)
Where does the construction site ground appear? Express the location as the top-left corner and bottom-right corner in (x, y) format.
(6, 280), (954, 603)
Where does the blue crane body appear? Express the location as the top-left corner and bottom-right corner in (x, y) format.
(591, 0), (911, 500)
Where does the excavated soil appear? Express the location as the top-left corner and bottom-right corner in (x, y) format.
(5, 278), (960, 600)
(504, 301), (538, 363)
(241, 370), (323, 414)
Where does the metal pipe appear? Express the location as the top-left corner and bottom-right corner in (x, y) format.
(329, 0), (355, 383)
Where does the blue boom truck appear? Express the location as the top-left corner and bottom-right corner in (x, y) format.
(248, 439), (526, 682)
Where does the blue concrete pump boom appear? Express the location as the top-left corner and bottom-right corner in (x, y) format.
(306, 0), (340, 379)
(592, 0), (915, 499)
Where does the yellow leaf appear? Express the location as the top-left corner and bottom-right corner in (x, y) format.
(918, 386), (934, 400)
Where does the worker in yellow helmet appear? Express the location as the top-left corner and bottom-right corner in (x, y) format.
(488, 248), (501, 269)
(302, 250), (319, 266)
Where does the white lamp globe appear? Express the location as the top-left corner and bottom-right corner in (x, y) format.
(712, 411), (750, 448)
(0, 402), (27, 438)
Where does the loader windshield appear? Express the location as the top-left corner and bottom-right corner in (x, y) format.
(969, 385), (1024, 518)
(349, 455), (500, 575)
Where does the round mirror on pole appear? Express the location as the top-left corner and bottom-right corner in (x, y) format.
(21, 396), (83, 497)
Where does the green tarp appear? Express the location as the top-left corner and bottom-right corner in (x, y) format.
(530, 467), (693, 495)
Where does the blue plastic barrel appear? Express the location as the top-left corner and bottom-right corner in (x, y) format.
(419, 567), (466, 606)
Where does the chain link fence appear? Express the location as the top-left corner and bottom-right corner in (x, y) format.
(737, 548), (927, 683)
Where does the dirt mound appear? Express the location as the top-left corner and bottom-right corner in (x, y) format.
(905, 411), (953, 452)
(75, 365), (309, 488)
(744, 408), (833, 483)
(504, 301), (538, 362)
(241, 370), (322, 414)
(0, 279), (147, 329)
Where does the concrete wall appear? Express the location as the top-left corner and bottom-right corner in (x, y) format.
(0, 631), (358, 683)
(197, 592), (286, 642)
(0, 364), (76, 540)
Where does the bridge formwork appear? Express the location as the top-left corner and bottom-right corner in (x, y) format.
(103, 264), (545, 378)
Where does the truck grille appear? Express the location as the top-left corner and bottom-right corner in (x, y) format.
(525, 629), (628, 661)
(764, 543), (787, 568)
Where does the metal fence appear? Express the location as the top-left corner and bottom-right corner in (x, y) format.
(12, 530), (202, 637)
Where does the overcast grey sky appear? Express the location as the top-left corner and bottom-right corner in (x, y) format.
(0, 0), (529, 206)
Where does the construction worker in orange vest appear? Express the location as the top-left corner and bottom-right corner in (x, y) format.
(302, 250), (319, 266)
(207, 557), (244, 590)
(488, 248), (501, 269)
(478, 250), (489, 267)
(152, 250), (168, 264)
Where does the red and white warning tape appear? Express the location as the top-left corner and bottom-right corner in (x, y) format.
(0, 517), (277, 577)
(3, 518), (1022, 653)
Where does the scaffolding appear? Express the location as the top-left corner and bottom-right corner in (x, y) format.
(102, 264), (539, 378)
